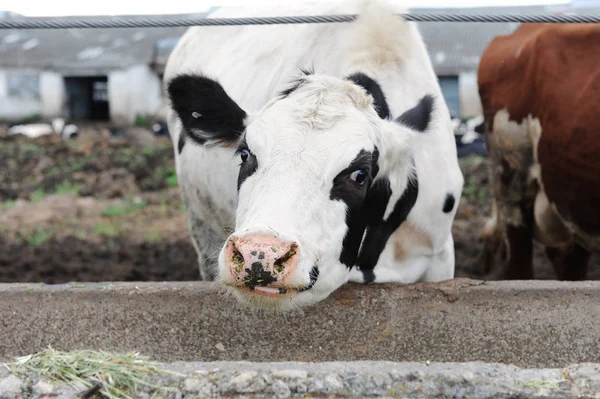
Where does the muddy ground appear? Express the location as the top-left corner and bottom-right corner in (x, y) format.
(0, 126), (598, 283)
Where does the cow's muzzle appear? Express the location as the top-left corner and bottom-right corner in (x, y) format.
(224, 233), (300, 295)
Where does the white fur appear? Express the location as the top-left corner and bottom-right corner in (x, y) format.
(164, 0), (464, 311)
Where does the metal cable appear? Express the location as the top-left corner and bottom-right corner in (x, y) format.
(0, 12), (599, 30)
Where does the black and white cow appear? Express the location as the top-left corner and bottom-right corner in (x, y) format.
(7, 118), (79, 140)
(453, 115), (487, 158)
(164, 0), (464, 311)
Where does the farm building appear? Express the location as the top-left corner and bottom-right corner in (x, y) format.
(0, 2), (594, 125)
(0, 14), (201, 125)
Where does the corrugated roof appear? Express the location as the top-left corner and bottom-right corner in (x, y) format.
(1, 4), (597, 76)
(418, 21), (519, 74)
(411, 4), (585, 74)
(0, 17), (196, 75)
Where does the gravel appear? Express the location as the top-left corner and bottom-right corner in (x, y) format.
(1, 361), (600, 398)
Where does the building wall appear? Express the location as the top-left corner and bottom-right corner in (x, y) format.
(458, 71), (482, 118)
(108, 64), (162, 126)
(0, 69), (66, 122)
(40, 71), (66, 119)
(0, 69), (42, 121)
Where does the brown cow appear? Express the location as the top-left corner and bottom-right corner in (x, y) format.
(477, 23), (600, 280)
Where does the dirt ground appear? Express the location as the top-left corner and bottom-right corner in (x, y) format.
(0, 126), (598, 283)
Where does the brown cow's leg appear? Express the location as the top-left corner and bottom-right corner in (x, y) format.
(503, 200), (535, 280)
(546, 243), (590, 281)
(477, 202), (506, 276)
(480, 110), (537, 280)
(545, 246), (566, 276)
(504, 226), (534, 279)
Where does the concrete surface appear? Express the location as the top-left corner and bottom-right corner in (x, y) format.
(1, 278), (599, 368)
(2, 360), (600, 398)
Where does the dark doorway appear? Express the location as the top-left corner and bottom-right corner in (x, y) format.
(438, 75), (460, 118)
(64, 76), (110, 121)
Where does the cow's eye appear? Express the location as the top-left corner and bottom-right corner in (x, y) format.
(240, 149), (250, 163)
(349, 169), (368, 185)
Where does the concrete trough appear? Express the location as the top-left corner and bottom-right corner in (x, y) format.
(1, 278), (599, 369)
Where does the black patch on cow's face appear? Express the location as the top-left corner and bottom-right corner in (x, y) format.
(396, 94), (434, 132)
(345, 73), (391, 120)
(356, 169), (420, 273)
(279, 67), (315, 99)
(331, 148), (383, 268)
(334, 153), (421, 273)
(177, 132), (186, 154)
(167, 73), (247, 147)
(236, 138), (258, 191)
(443, 193), (455, 213)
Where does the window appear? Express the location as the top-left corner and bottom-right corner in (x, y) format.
(92, 81), (108, 102)
(7, 73), (40, 99)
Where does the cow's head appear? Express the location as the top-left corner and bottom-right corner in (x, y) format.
(168, 70), (433, 311)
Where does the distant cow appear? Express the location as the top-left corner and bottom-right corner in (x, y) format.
(164, 0), (464, 311)
(478, 23), (600, 280)
(453, 115), (486, 158)
(8, 118), (79, 139)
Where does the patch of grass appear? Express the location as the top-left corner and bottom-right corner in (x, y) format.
(142, 145), (155, 156)
(74, 230), (87, 240)
(0, 200), (16, 210)
(66, 217), (79, 226)
(103, 198), (148, 217)
(165, 172), (178, 187)
(68, 284), (85, 290)
(152, 164), (178, 188)
(69, 158), (87, 172)
(462, 181), (488, 206)
(25, 229), (54, 246)
(134, 114), (153, 128)
(144, 229), (162, 242)
(6, 347), (183, 399)
(27, 181), (80, 203)
(30, 188), (46, 203)
(119, 148), (134, 163)
(19, 143), (43, 153)
(55, 181), (81, 196)
(522, 379), (562, 389)
(45, 166), (62, 178)
(107, 239), (118, 251)
(94, 222), (118, 237)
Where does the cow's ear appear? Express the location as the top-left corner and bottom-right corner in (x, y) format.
(167, 73), (247, 147)
(375, 95), (435, 177)
(395, 94), (434, 133)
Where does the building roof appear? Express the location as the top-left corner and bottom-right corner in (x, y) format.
(0, 16), (195, 75)
(411, 4), (596, 74)
(418, 21), (519, 75)
(1, 4), (598, 76)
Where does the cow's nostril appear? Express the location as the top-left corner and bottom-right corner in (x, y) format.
(273, 243), (298, 273)
(231, 245), (245, 274)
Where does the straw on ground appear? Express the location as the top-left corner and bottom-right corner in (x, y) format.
(4, 346), (184, 399)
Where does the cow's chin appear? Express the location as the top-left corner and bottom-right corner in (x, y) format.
(223, 284), (337, 313)
(219, 266), (350, 313)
